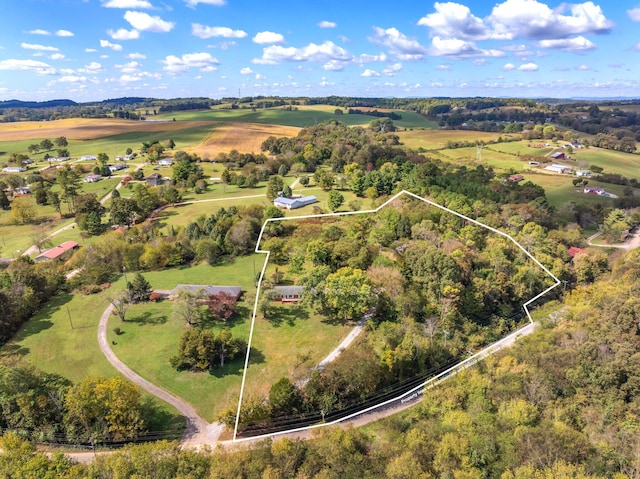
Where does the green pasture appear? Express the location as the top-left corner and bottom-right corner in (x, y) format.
(104, 256), (260, 421)
(398, 130), (514, 150)
(485, 141), (553, 158)
(571, 147), (640, 179)
(524, 173), (626, 208)
(153, 106), (435, 130)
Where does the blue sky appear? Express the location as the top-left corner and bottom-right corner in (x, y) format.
(0, 0), (639, 101)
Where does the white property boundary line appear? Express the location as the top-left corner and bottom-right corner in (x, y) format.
(232, 190), (561, 442)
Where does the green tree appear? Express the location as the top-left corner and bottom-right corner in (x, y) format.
(63, 376), (146, 443)
(56, 165), (81, 214)
(163, 186), (181, 205)
(110, 197), (139, 226)
(127, 273), (152, 303)
(54, 136), (68, 147)
(323, 267), (374, 321)
(282, 184), (292, 198)
(172, 288), (205, 326)
(106, 290), (130, 322)
(39, 139), (53, 151)
(266, 175), (284, 201)
(328, 190), (344, 212)
(269, 377), (303, 417)
(10, 196), (37, 224)
(0, 190), (10, 210)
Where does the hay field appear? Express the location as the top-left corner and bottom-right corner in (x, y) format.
(186, 121), (300, 156)
(0, 118), (214, 141)
(398, 129), (516, 150)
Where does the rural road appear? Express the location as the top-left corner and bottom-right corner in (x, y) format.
(587, 227), (640, 251)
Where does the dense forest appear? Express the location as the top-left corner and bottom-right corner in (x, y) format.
(2, 248), (639, 477)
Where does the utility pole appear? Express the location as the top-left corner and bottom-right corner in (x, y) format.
(67, 305), (74, 329)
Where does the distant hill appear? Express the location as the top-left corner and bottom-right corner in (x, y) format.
(95, 97), (157, 105)
(0, 99), (78, 109)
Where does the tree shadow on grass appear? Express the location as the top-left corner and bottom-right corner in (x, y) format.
(127, 311), (168, 325)
(0, 343), (30, 359)
(209, 349), (265, 378)
(140, 396), (186, 439)
(266, 305), (310, 327)
(15, 291), (75, 339)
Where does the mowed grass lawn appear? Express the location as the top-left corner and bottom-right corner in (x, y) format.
(572, 147), (640, 179)
(524, 173), (627, 208)
(105, 256), (260, 422)
(398, 129), (517, 150)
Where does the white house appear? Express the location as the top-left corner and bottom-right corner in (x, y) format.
(158, 158), (173, 167)
(108, 163), (127, 173)
(84, 173), (102, 183)
(48, 157), (69, 162)
(2, 166), (26, 173)
(584, 186), (605, 195)
(544, 164), (572, 174)
(576, 170), (592, 177)
(80, 155), (97, 161)
(274, 195), (318, 210)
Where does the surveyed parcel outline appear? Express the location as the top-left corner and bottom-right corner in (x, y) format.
(233, 190), (561, 442)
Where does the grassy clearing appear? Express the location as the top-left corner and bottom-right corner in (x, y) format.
(105, 256), (260, 421)
(398, 130), (516, 150)
(524, 173), (626, 208)
(571, 148), (640, 179)
(485, 141), (554, 157)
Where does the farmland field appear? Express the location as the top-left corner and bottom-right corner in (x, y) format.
(397, 129), (517, 150)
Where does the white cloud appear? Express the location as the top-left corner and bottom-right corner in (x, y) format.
(488, 0), (613, 40)
(79, 62), (104, 73)
(162, 52), (220, 73)
(361, 69), (380, 77)
(628, 8), (640, 22)
(192, 24), (247, 39)
(318, 21), (336, 28)
(21, 43), (59, 52)
(418, 2), (488, 40)
(0, 59), (56, 75)
(518, 62), (539, 71)
(100, 39), (123, 51)
(108, 28), (140, 40)
(323, 60), (346, 71)
(255, 73), (266, 80)
(536, 36), (596, 51)
(382, 63), (402, 75)
(577, 64), (592, 70)
(116, 61), (141, 73)
(27, 29), (50, 35)
(57, 75), (89, 83)
(252, 31), (285, 44)
(50, 53), (65, 60)
(184, 0), (226, 7)
(428, 36), (504, 58)
(436, 64), (451, 70)
(240, 67), (254, 74)
(253, 41), (352, 65)
(124, 11), (175, 32)
(358, 53), (387, 63)
(634, 43), (640, 52)
(472, 58), (486, 66)
(127, 52), (146, 59)
(368, 26), (426, 60)
(56, 30), (74, 37)
(102, 0), (153, 7)
(503, 62), (515, 70)
(85, 48), (98, 53)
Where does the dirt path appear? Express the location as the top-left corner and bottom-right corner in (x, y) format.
(587, 227), (640, 251)
(316, 310), (374, 372)
(97, 303), (214, 446)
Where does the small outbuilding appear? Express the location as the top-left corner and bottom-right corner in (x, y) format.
(84, 173), (102, 183)
(158, 158), (173, 167)
(168, 284), (243, 300)
(35, 241), (79, 263)
(273, 285), (304, 302)
(145, 173), (164, 187)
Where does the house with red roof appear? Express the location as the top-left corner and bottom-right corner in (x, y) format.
(35, 241), (79, 263)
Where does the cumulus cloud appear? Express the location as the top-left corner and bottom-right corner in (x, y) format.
(85, 48), (98, 53)
(253, 41), (352, 65)
(192, 24), (247, 39)
(628, 8), (640, 21)
(50, 53), (65, 60)
(323, 60), (347, 71)
(358, 53), (387, 63)
(318, 21), (337, 28)
(252, 31), (285, 44)
(418, 2), (487, 40)
(124, 11), (175, 32)
(21, 43), (59, 52)
(361, 69), (381, 77)
(0, 59), (56, 75)
(100, 39), (123, 51)
(79, 62), (104, 73)
(382, 63), (402, 75)
(368, 26), (426, 60)
(503, 62), (515, 70)
(577, 64), (592, 70)
(240, 67), (254, 74)
(27, 29), (50, 35)
(536, 35), (596, 51)
(102, 0), (153, 7)
(488, 0), (613, 40)
(436, 64), (451, 70)
(108, 28), (140, 40)
(56, 75), (89, 83)
(162, 52), (220, 73)
(116, 61), (141, 73)
(184, 0), (226, 7)
(518, 62), (539, 71)
(429, 36), (503, 57)
(127, 52), (146, 59)
(56, 30), (74, 37)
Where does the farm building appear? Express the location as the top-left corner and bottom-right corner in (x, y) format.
(145, 173), (164, 187)
(115, 155), (135, 161)
(576, 170), (592, 177)
(14, 186), (30, 196)
(168, 284), (243, 300)
(84, 173), (102, 183)
(48, 157), (69, 162)
(35, 241), (79, 263)
(274, 195), (318, 210)
(158, 158), (173, 167)
(584, 186), (606, 195)
(545, 164), (572, 174)
(273, 285), (304, 302)
(550, 152), (565, 160)
(108, 163), (127, 173)
(80, 155), (97, 161)
(2, 166), (26, 173)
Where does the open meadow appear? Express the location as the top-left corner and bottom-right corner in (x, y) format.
(397, 129), (516, 150)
